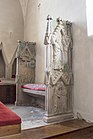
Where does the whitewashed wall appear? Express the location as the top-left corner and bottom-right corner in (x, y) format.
(24, 0), (93, 122)
(0, 0), (24, 63)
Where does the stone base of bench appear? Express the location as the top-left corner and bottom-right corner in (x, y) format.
(16, 90), (45, 109)
(0, 124), (21, 137)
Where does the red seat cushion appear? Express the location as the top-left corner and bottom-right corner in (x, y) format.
(22, 84), (46, 91)
(0, 102), (21, 126)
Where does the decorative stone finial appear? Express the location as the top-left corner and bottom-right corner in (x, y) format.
(57, 17), (63, 24)
(44, 15), (52, 45)
(47, 15), (52, 21)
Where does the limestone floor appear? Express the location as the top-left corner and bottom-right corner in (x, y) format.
(7, 105), (49, 130)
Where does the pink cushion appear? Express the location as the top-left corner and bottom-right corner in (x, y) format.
(0, 102), (21, 126)
(22, 84), (46, 91)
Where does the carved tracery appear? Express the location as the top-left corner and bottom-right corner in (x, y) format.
(44, 16), (73, 122)
(16, 41), (36, 106)
(45, 17), (73, 86)
(16, 41), (36, 84)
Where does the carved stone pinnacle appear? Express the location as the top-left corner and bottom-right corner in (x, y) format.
(47, 15), (52, 21)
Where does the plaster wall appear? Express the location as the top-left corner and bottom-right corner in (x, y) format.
(0, 0), (24, 64)
(24, 0), (93, 122)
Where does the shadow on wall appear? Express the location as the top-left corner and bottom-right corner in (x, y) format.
(12, 58), (16, 78)
(0, 50), (5, 78)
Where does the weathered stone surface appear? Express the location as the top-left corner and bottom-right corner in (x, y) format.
(44, 16), (73, 123)
(16, 41), (36, 106)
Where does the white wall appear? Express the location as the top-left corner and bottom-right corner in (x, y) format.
(25, 0), (93, 122)
(24, 0), (46, 83)
(0, 0), (24, 63)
